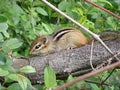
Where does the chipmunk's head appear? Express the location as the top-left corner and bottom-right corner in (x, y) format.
(30, 34), (48, 55)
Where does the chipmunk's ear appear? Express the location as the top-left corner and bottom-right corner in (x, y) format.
(36, 33), (43, 38)
(38, 33), (42, 36)
(42, 37), (48, 44)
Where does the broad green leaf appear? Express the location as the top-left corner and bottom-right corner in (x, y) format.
(77, 8), (83, 16)
(19, 65), (36, 73)
(5, 76), (16, 83)
(0, 84), (1, 90)
(29, 0), (33, 3)
(8, 74), (29, 90)
(58, 1), (71, 11)
(2, 38), (23, 52)
(67, 75), (74, 82)
(17, 74), (28, 90)
(0, 65), (16, 72)
(35, 7), (48, 16)
(0, 15), (7, 23)
(66, 75), (75, 90)
(66, 9), (78, 19)
(41, 22), (53, 34)
(0, 83), (5, 90)
(90, 12), (100, 19)
(0, 22), (8, 32)
(106, 17), (116, 30)
(2, 31), (9, 38)
(90, 83), (100, 90)
(0, 68), (9, 76)
(34, 85), (44, 90)
(7, 74), (18, 81)
(7, 83), (22, 90)
(0, 53), (13, 65)
(44, 66), (57, 88)
(0, 33), (3, 41)
(101, 0), (113, 7)
(79, 16), (87, 24)
(12, 2), (24, 14)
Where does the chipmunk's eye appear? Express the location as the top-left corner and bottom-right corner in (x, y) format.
(35, 44), (41, 49)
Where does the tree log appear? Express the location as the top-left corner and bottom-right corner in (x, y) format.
(12, 31), (120, 84)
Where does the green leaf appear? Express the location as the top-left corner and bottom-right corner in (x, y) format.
(67, 75), (74, 82)
(58, 1), (71, 11)
(41, 22), (53, 34)
(17, 74), (28, 90)
(2, 30), (9, 38)
(0, 84), (1, 90)
(0, 65), (16, 72)
(7, 83), (22, 90)
(77, 8), (83, 16)
(101, 0), (113, 7)
(8, 74), (30, 90)
(12, 2), (24, 14)
(90, 83), (100, 90)
(7, 74), (18, 81)
(35, 7), (48, 16)
(0, 22), (8, 32)
(0, 53), (13, 65)
(0, 15), (7, 23)
(29, 0), (33, 3)
(79, 16), (87, 24)
(19, 65), (36, 73)
(44, 66), (57, 88)
(2, 38), (23, 52)
(5, 76), (16, 83)
(66, 75), (75, 90)
(34, 85), (44, 90)
(0, 33), (3, 41)
(0, 83), (5, 90)
(0, 68), (9, 76)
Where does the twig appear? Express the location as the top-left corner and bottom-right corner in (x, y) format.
(90, 39), (95, 70)
(55, 61), (120, 90)
(41, 0), (119, 60)
(101, 68), (115, 84)
(95, 52), (120, 70)
(85, 80), (111, 86)
(101, 52), (120, 83)
(85, 0), (120, 20)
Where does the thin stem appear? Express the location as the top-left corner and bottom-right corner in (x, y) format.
(85, 80), (111, 86)
(85, 0), (120, 20)
(102, 68), (115, 83)
(90, 39), (95, 70)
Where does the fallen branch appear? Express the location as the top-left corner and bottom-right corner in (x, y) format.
(12, 31), (120, 84)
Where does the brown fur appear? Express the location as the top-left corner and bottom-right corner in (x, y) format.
(30, 28), (89, 54)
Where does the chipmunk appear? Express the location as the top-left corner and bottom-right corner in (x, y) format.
(30, 27), (89, 54)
